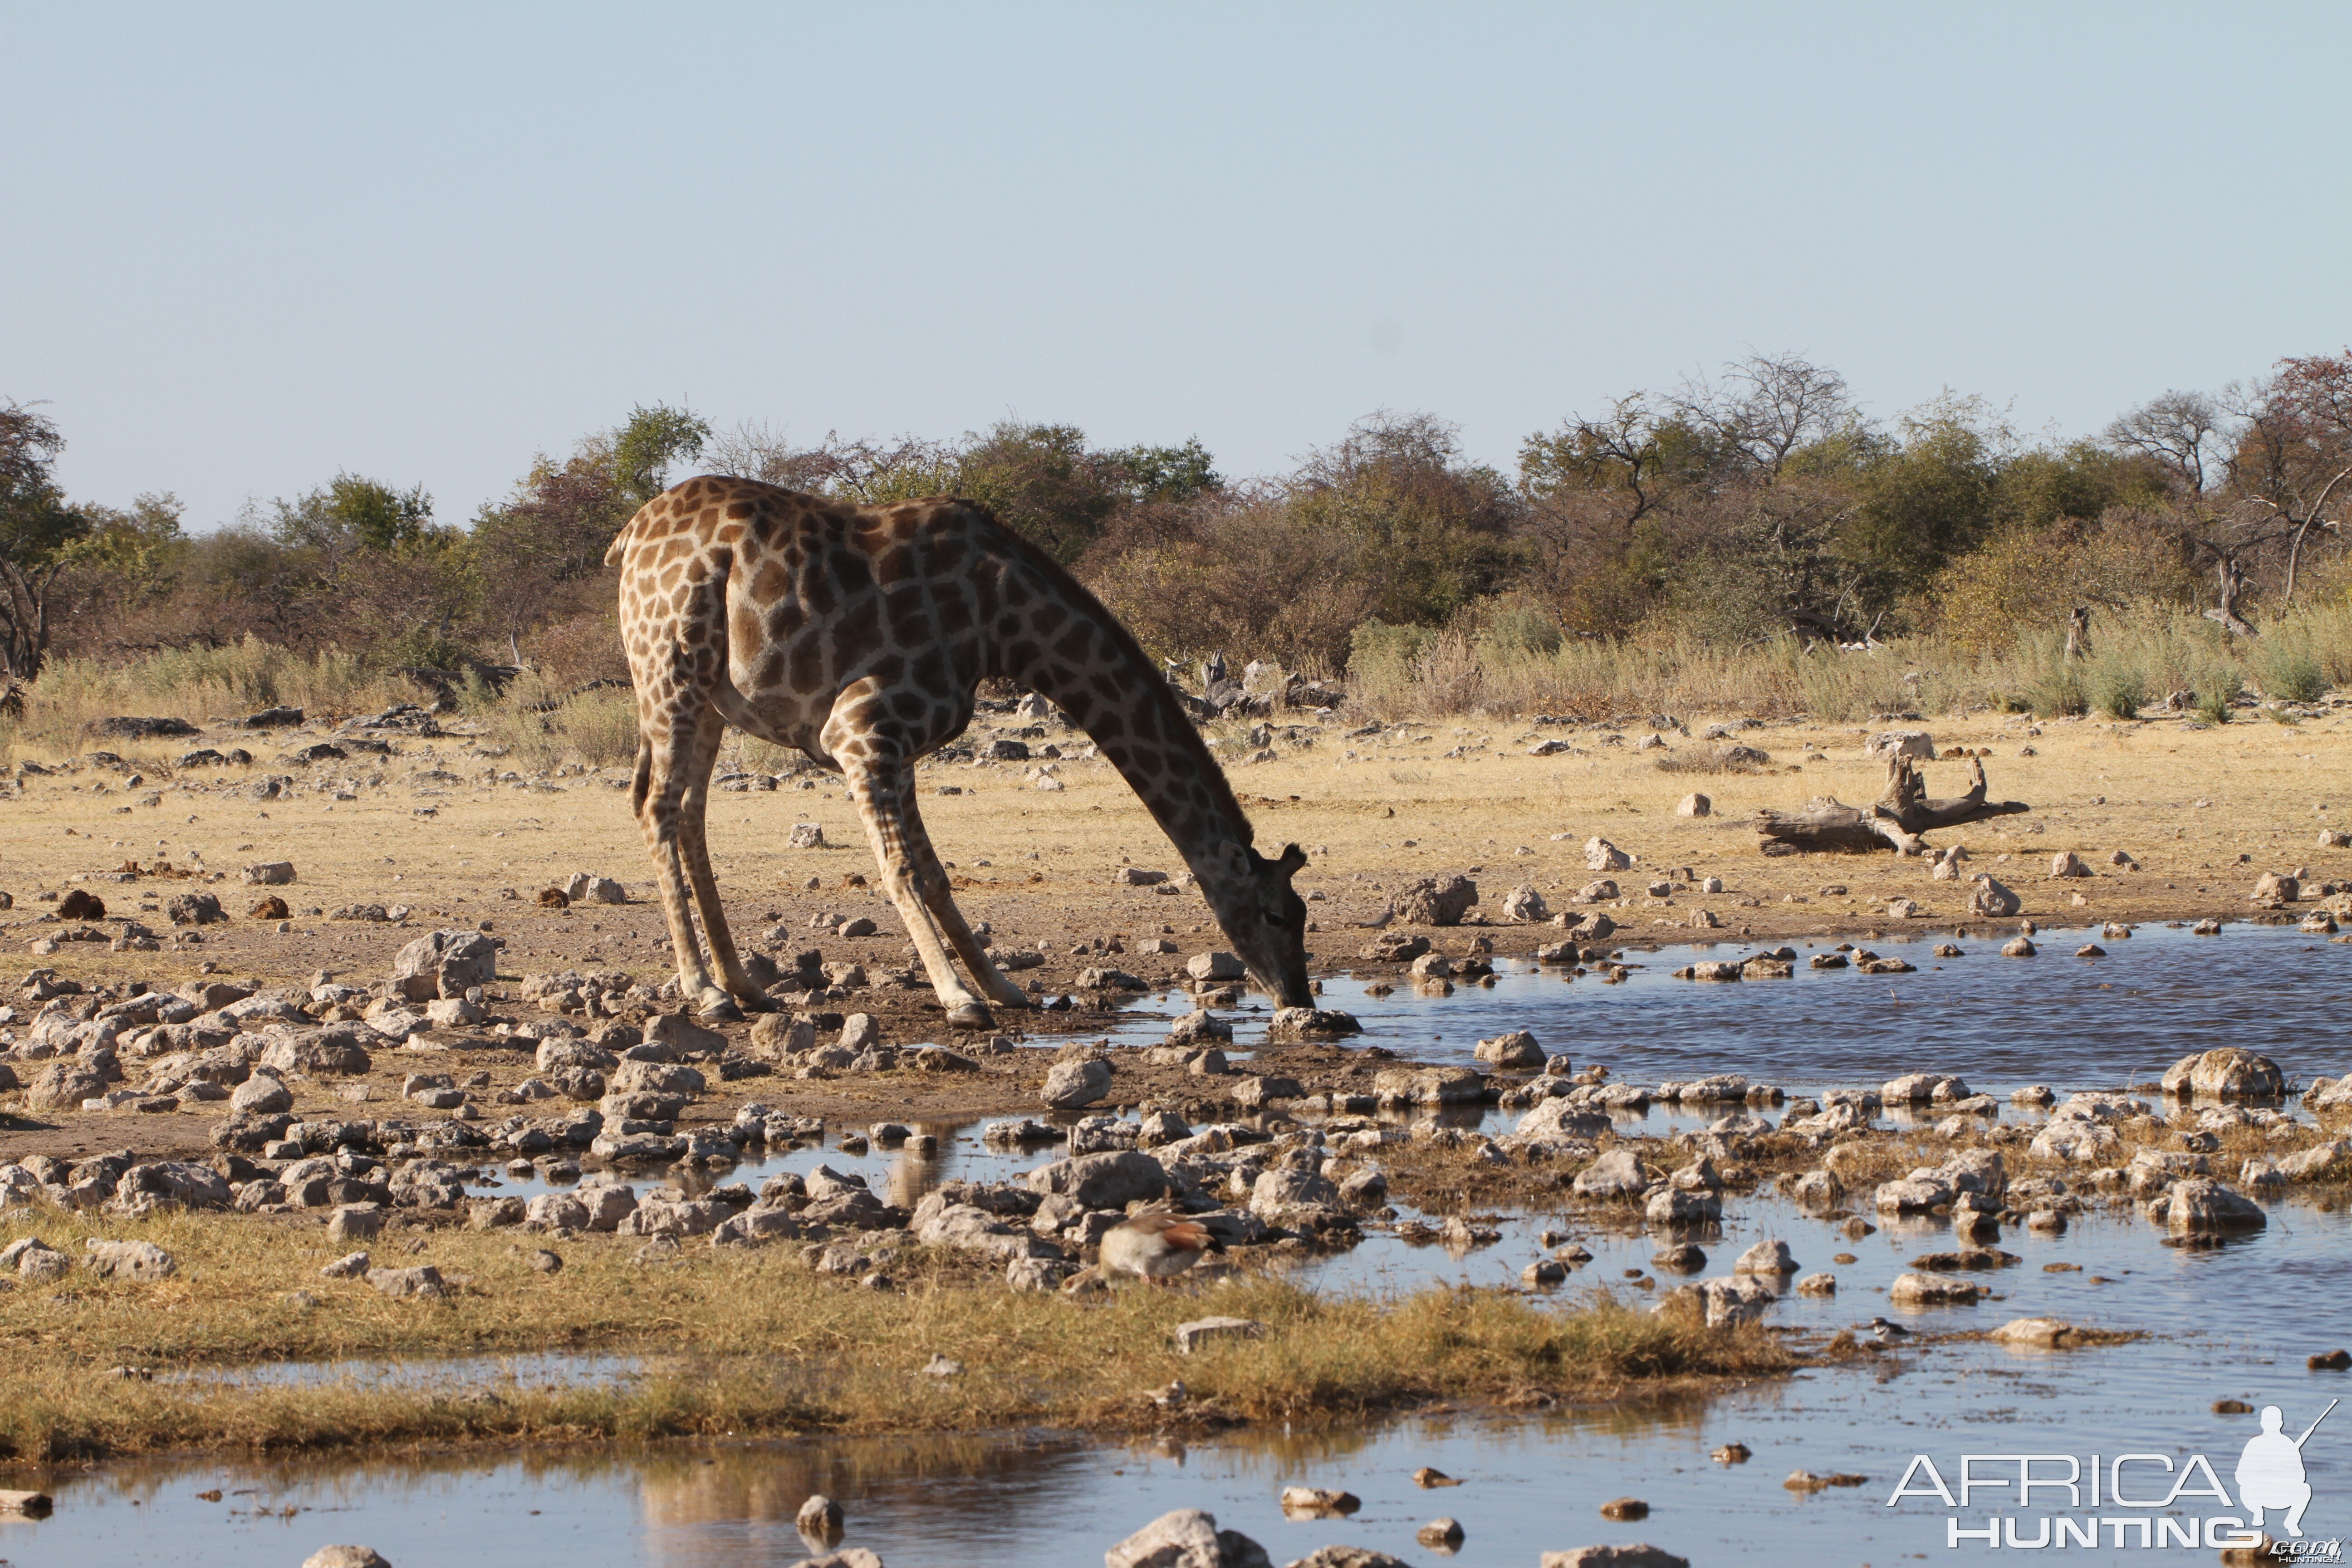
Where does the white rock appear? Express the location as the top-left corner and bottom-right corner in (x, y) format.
(1041, 1057), (1112, 1110)
(1172, 1317), (1265, 1354)
(1863, 730), (1936, 761)
(1185, 951), (1245, 982)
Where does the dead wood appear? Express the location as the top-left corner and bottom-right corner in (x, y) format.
(1753, 755), (2030, 855)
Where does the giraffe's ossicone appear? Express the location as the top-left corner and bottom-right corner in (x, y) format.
(607, 475), (1311, 1027)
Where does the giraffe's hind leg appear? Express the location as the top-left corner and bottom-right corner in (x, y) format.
(630, 713), (735, 1021)
(674, 705), (774, 1015)
(899, 790), (1033, 1012)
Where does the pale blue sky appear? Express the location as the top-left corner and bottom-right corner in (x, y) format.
(5, 2), (2348, 529)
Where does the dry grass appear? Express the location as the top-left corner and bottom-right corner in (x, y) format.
(1350, 599), (2352, 725)
(0, 642), (428, 760)
(0, 1208), (1784, 1461)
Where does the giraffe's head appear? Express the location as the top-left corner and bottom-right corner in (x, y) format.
(1203, 840), (1312, 1007)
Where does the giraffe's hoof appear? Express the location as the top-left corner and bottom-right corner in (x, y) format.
(946, 1002), (995, 1031)
(696, 995), (745, 1024)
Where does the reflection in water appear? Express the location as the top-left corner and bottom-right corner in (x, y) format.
(35, 1349), (2325, 1568)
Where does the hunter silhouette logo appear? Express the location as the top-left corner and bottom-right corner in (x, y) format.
(1887, 1398), (2344, 1552)
(2241, 1400), (2337, 1538)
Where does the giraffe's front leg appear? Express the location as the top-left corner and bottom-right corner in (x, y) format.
(837, 756), (999, 1030)
(897, 788), (1033, 1012)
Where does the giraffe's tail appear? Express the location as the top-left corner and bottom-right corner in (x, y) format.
(602, 520), (639, 569)
(604, 497), (665, 568)
(691, 547), (797, 751)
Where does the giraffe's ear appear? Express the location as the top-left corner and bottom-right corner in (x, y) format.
(1276, 843), (1307, 876)
(1213, 840), (1254, 882)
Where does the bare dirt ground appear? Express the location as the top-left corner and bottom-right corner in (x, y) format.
(3, 697), (2347, 1164)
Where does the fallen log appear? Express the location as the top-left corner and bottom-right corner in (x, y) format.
(1754, 755), (2030, 856)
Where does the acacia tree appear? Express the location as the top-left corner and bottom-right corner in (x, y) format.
(1669, 352), (1857, 482)
(1519, 357), (1879, 642)
(471, 403), (711, 662)
(0, 400), (90, 692)
(2106, 390), (2228, 497)
(2225, 353), (2352, 603)
(1287, 411), (1521, 629)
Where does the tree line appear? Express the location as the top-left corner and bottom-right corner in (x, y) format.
(2, 348), (2346, 701)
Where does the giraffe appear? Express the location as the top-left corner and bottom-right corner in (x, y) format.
(606, 475), (1311, 1028)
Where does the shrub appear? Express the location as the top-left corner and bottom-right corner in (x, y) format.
(2091, 661), (2145, 720)
(2031, 665), (2087, 717)
(2258, 644), (2328, 703)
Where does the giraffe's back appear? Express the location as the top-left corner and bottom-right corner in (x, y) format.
(612, 475), (1026, 759)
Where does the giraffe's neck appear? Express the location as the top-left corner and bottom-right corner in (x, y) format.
(996, 593), (1259, 883)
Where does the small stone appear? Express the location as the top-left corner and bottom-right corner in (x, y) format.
(1712, 1443), (1751, 1464)
(230, 1073), (294, 1114)
(9, 1240), (71, 1284)
(1539, 1546), (1690, 1568)
(1185, 951), (1245, 982)
(1599, 1497), (1650, 1519)
(1676, 792), (1710, 818)
(795, 1492), (844, 1540)
(364, 1264), (447, 1299)
(1991, 1317), (2086, 1349)
(1041, 1056), (1111, 1110)
(1279, 1485), (1361, 1516)
(1173, 1316), (1264, 1354)
(303, 1549), (393, 1568)
(84, 1239), (177, 1281)
(1413, 1466), (1461, 1487)
(1418, 1517), (1466, 1548)
(1733, 1238), (1797, 1275)
(1396, 873), (1479, 925)
(1584, 836), (1632, 872)
(1104, 1511), (1264, 1568)
(1474, 1029), (1545, 1070)
(1889, 1271), (1980, 1306)
(1783, 1471), (1871, 1493)
(2160, 1047), (2285, 1101)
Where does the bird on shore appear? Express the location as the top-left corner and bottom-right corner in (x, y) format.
(1062, 1209), (1225, 1293)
